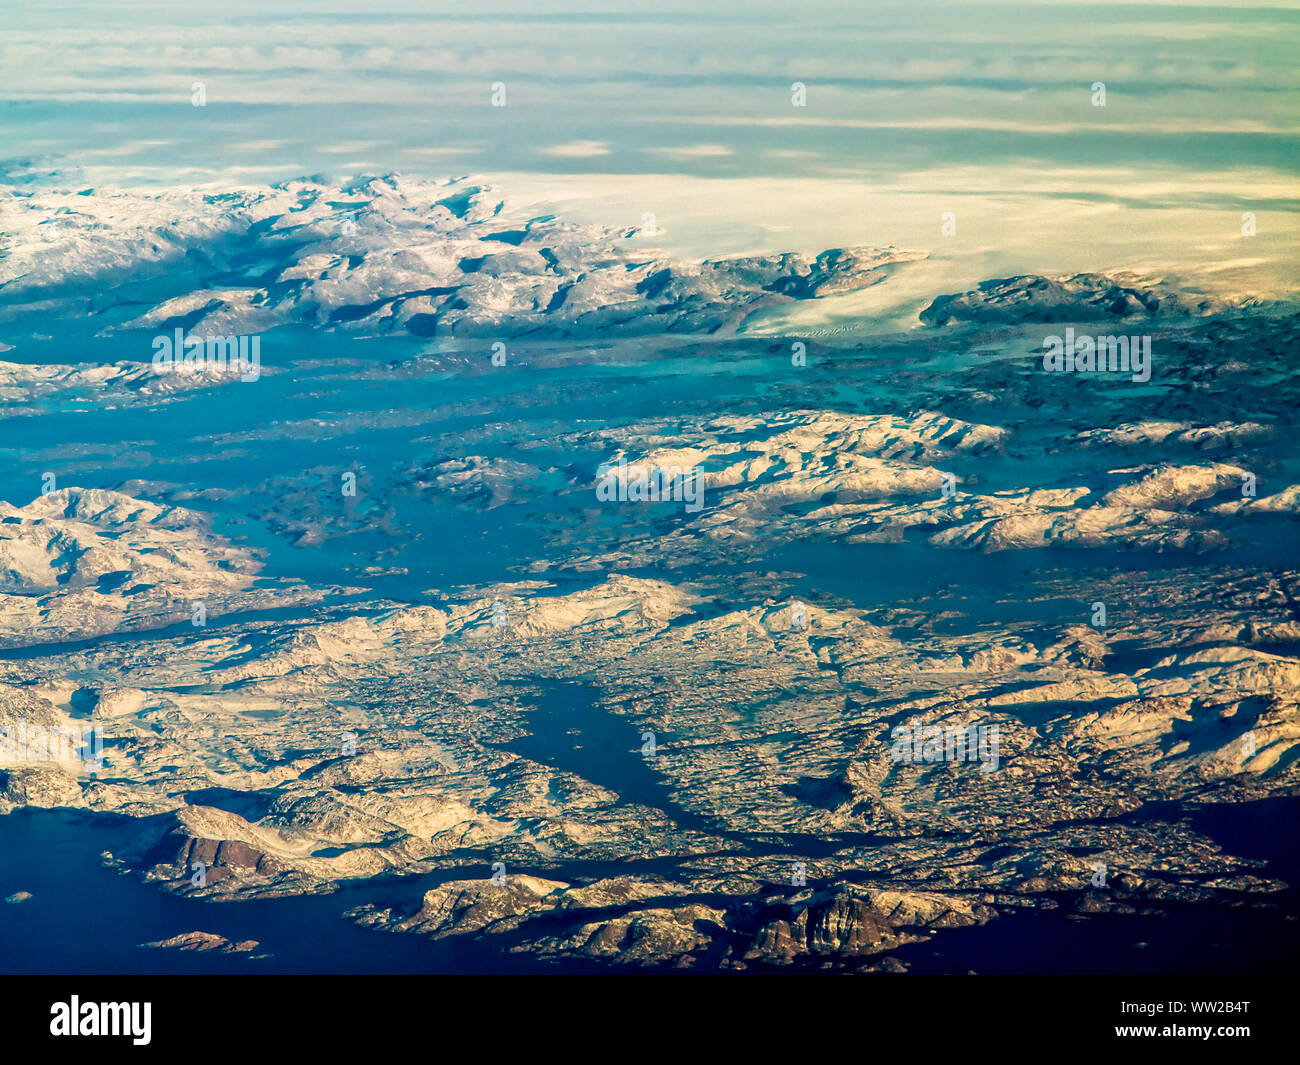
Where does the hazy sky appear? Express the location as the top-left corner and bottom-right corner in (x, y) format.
(2, 1), (1296, 308)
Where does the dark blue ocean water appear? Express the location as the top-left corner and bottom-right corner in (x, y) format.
(2, 789), (1296, 973)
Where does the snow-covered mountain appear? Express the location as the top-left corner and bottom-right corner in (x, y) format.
(1, 173), (923, 338)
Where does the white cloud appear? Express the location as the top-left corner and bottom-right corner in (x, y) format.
(643, 144), (734, 159)
(539, 141), (611, 158)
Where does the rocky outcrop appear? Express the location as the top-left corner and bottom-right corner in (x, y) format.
(0, 766), (84, 808)
(0, 487), (325, 646)
(741, 889), (900, 963)
(139, 931), (262, 955)
(920, 272), (1230, 326)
